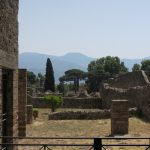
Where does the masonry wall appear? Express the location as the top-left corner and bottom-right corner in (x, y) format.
(27, 95), (102, 109)
(100, 71), (150, 120)
(18, 69), (27, 137)
(0, 69), (2, 140)
(0, 0), (18, 69)
(0, 0), (19, 146)
(108, 71), (147, 89)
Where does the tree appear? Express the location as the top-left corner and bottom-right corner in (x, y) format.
(59, 69), (86, 93)
(132, 64), (141, 72)
(37, 73), (45, 87)
(87, 56), (128, 93)
(57, 81), (65, 95)
(44, 58), (55, 92)
(141, 60), (150, 71)
(44, 95), (63, 112)
(27, 71), (37, 85)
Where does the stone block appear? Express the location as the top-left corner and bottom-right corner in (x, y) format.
(111, 100), (129, 135)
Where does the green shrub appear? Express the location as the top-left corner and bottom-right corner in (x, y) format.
(44, 95), (63, 112)
(33, 109), (39, 120)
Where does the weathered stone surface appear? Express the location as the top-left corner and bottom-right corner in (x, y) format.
(0, 0), (18, 69)
(26, 105), (33, 124)
(48, 108), (136, 120)
(27, 95), (102, 109)
(18, 69), (27, 137)
(111, 100), (129, 135)
(0, 0), (19, 149)
(101, 71), (150, 120)
(49, 110), (110, 120)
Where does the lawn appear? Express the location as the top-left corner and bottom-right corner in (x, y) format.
(18, 108), (150, 150)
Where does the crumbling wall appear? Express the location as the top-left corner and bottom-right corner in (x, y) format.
(108, 71), (147, 89)
(100, 71), (150, 120)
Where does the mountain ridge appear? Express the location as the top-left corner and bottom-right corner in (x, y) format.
(19, 52), (150, 82)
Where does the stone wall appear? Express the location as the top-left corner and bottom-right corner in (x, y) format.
(48, 108), (137, 120)
(18, 69), (27, 137)
(27, 95), (102, 109)
(0, 0), (19, 147)
(108, 71), (147, 89)
(49, 110), (110, 120)
(100, 71), (150, 120)
(0, 0), (18, 69)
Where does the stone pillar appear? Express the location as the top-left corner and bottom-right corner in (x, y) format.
(0, 68), (2, 144)
(111, 100), (129, 135)
(18, 69), (27, 137)
(26, 105), (33, 124)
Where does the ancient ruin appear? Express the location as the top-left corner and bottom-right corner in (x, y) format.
(18, 69), (27, 136)
(101, 71), (150, 120)
(111, 100), (129, 135)
(0, 0), (19, 147)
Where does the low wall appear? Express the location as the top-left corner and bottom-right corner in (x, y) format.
(27, 95), (102, 109)
(62, 97), (102, 108)
(48, 108), (137, 120)
(49, 110), (110, 120)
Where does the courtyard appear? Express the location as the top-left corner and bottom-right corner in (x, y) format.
(18, 109), (150, 150)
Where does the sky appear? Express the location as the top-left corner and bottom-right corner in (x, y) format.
(19, 0), (150, 59)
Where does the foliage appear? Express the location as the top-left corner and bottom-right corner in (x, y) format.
(44, 58), (55, 92)
(141, 59), (150, 71)
(37, 73), (45, 87)
(27, 71), (37, 85)
(132, 64), (141, 72)
(57, 82), (64, 94)
(87, 56), (128, 93)
(59, 69), (87, 93)
(44, 95), (63, 112)
(33, 109), (39, 120)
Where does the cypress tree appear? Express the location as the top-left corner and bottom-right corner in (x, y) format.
(44, 58), (55, 92)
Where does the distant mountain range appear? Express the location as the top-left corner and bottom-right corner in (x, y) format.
(19, 52), (94, 83)
(19, 52), (150, 83)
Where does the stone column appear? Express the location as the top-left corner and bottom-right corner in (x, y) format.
(27, 105), (33, 124)
(111, 100), (129, 135)
(0, 68), (2, 143)
(18, 69), (27, 137)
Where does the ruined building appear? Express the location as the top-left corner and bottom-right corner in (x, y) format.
(0, 0), (19, 144)
(100, 71), (150, 120)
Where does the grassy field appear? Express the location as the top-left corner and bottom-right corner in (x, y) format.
(18, 108), (150, 150)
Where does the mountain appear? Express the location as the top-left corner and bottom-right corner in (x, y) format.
(59, 53), (94, 67)
(19, 52), (150, 82)
(122, 56), (150, 71)
(19, 52), (94, 83)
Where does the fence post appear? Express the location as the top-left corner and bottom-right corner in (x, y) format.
(94, 138), (102, 150)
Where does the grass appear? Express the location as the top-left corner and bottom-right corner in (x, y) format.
(18, 108), (150, 150)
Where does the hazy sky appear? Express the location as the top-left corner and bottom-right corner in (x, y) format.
(19, 0), (150, 59)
